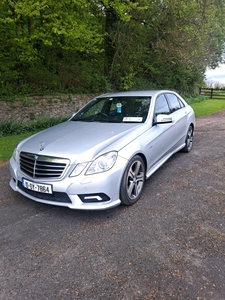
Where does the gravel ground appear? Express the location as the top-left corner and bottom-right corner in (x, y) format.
(0, 111), (225, 300)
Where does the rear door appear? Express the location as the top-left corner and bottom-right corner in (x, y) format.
(165, 93), (188, 146)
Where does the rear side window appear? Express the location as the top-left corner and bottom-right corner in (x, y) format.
(166, 93), (185, 112)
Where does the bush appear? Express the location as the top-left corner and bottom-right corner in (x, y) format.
(184, 94), (208, 104)
(0, 116), (68, 137)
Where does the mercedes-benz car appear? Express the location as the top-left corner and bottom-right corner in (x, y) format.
(10, 90), (195, 210)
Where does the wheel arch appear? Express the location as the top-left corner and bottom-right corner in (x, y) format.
(190, 122), (195, 131)
(131, 152), (148, 177)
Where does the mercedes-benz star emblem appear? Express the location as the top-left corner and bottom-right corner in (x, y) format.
(39, 142), (45, 151)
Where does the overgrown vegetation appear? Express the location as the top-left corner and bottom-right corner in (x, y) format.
(0, 116), (68, 137)
(184, 94), (207, 105)
(0, 0), (225, 98)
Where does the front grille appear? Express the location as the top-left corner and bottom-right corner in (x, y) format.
(18, 181), (72, 203)
(20, 152), (69, 179)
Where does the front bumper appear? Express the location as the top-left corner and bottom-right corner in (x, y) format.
(9, 156), (127, 210)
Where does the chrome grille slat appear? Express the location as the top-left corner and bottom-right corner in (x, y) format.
(20, 152), (69, 179)
(35, 168), (64, 172)
(21, 165), (34, 174)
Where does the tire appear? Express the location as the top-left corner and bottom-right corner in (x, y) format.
(182, 125), (194, 153)
(120, 155), (145, 206)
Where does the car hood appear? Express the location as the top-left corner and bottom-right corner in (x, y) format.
(18, 121), (145, 163)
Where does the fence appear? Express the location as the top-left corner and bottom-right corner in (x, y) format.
(199, 88), (225, 100)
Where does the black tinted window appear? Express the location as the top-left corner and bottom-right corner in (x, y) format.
(166, 93), (184, 112)
(155, 94), (170, 115)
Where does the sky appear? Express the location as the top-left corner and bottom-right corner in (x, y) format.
(205, 64), (225, 86)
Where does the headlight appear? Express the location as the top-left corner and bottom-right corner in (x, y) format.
(12, 147), (19, 163)
(86, 151), (118, 175)
(70, 162), (88, 177)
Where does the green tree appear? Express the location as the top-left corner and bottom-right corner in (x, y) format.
(0, 0), (104, 94)
(0, 0), (224, 96)
(103, 0), (225, 93)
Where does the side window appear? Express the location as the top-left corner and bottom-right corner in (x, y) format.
(178, 98), (185, 108)
(166, 93), (184, 112)
(154, 94), (170, 116)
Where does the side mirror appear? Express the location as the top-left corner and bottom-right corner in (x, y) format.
(155, 114), (173, 124)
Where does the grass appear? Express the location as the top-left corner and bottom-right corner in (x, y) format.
(1, 98), (225, 162)
(191, 99), (225, 117)
(0, 115), (67, 162)
(0, 132), (37, 162)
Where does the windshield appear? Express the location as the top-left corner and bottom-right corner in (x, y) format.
(71, 96), (151, 123)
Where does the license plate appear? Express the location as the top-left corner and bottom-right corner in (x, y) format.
(22, 178), (53, 194)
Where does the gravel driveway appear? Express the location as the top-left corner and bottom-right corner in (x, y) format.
(0, 110), (225, 300)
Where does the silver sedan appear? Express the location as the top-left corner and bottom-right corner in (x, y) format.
(10, 90), (196, 210)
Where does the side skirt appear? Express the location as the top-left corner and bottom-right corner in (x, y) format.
(145, 143), (185, 179)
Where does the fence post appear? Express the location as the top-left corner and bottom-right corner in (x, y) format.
(210, 88), (213, 99)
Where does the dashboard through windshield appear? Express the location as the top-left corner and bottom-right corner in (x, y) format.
(71, 96), (151, 123)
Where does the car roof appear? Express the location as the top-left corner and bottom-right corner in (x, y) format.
(97, 90), (177, 98)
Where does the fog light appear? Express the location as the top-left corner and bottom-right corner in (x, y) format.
(78, 193), (110, 202)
